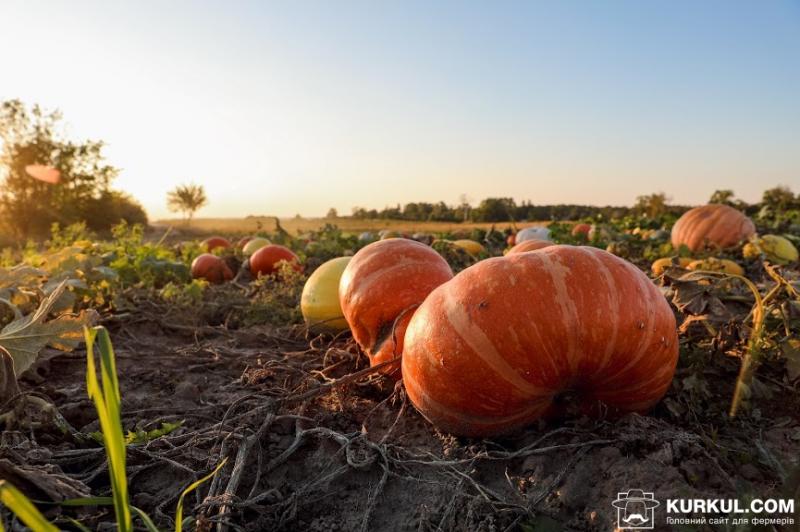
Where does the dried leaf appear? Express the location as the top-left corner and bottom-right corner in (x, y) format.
(781, 338), (800, 382)
(0, 459), (90, 502)
(681, 373), (711, 400)
(0, 265), (46, 297)
(664, 271), (736, 322)
(0, 347), (20, 403)
(0, 282), (97, 377)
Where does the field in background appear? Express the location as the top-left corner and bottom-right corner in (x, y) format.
(153, 216), (549, 235)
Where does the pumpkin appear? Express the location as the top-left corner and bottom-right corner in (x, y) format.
(379, 230), (401, 240)
(651, 257), (692, 275)
(571, 224), (591, 238)
(588, 224), (610, 242)
(452, 239), (485, 257)
(250, 245), (301, 277)
(243, 237), (271, 256)
(506, 234), (516, 247)
(671, 204), (755, 251)
(649, 229), (670, 241)
(687, 258), (744, 276)
(191, 253), (234, 284)
(339, 238), (453, 375)
(743, 235), (798, 265)
(358, 232), (375, 243)
(412, 233), (433, 245)
(237, 236), (254, 248)
(201, 236), (231, 251)
(301, 257), (352, 332)
(516, 226), (551, 243)
(506, 239), (554, 255)
(605, 241), (631, 258)
(402, 246), (678, 437)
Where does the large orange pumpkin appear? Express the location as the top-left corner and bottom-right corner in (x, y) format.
(506, 239), (554, 255)
(402, 246), (678, 437)
(671, 204), (755, 252)
(339, 238), (453, 375)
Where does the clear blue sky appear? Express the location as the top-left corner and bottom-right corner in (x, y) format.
(1, 1), (798, 218)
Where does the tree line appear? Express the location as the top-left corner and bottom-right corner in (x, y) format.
(350, 195), (688, 223)
(348, 188), (800, 223)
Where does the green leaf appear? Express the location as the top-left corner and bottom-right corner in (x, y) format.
(125, 420), (184, 445)
(0, 480), (59, 532)
(0, 281), (97, 376)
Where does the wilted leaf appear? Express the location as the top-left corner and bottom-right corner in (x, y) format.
(0, 347), (20, 403)
(781, 338), (800, 382)
(681, 373), (711, 400)
(0, 459), (90, 501)
(0, 282), (97, 377)
(0, 265), (46, 297)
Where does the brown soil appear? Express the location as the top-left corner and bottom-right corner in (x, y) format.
(5, 302), (798, 532)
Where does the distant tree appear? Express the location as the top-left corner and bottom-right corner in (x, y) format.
(762, 186), (797, 210)
(326, 208), (338, 219)
(0, 99), (146, 239)
(634, 193), (670, 218)
(709, 189), (736, 206)
(473, 198), (516, 222)
(167, 183), (207, 224)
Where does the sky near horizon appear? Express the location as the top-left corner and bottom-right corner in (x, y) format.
(1, 1), (799, 219)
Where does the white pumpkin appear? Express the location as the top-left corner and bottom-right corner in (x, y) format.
(515, 226), (551, 243)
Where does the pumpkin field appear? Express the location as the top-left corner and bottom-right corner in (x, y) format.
(1, 198), (799, 531)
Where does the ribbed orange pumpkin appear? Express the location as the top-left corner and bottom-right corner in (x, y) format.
(671, 204), (755, 252)
(506, 239), (555, 255)
(402, 246), (678, 437)
(339, 238), (453, 375)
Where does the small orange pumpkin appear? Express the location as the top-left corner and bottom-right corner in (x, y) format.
(339, 238), (453, 375)
(202, 236), (232, 251)
(237, 236), (254, 248)
(507, 239), (555, 255)
(191, 253), (233, 284)
(250, 245), (301, 276)
(671, 204), (755, 251)
(571, 223), (591, 238)
(402, 246), (678, 437)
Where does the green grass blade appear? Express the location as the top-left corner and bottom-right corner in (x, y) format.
(0, 480), (59, 532)
(174, 458), (228, 532)
(56, 496), (115, 506)
(85, 326), (132, 532)
(131, 506), (161, 532)
(65, 517), (93, 532)
(52, 497), (158, 531)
